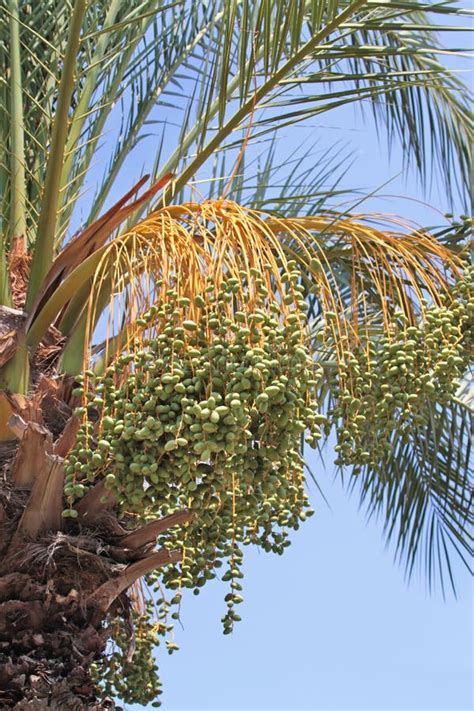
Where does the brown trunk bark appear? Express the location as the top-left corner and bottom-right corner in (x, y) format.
(0, 480), (122, 709)
(0, 324), (187, 708)
(3, 641), (116, 709)
(0, 480), (180, 709)
(10, 685), (117, 710)
(0, 432), (185, 708)
(0, 315), (122, 708)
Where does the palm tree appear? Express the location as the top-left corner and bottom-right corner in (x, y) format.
(0, 1), (471, 708)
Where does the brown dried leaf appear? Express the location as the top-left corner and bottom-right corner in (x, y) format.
(0, 331), (18, 368)
(8, 236), (31, 309)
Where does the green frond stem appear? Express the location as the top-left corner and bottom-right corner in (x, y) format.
(0, 333), (29, 395)
(25, 0), (87, 310)
(0, 245), (12, 307)
(87, 9), (226, 223)
(8, 0), (27, 248)
(26, 243), (110, 351)
(59, 281), (99, 339)
(56, 0), (158, 239)
(58, 308), (88, 376)
(58, 0), (123, 209)
(59, 272), (114, 376)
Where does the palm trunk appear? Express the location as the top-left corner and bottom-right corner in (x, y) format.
(0, 311), (188, 708)
(0, 465), (120, 709)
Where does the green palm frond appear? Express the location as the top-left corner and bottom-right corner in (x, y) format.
(1, 2), (224, 292)
(153, 0), (472, 206)
(345, 394), (473, 595)
(1, 1), (471, 285)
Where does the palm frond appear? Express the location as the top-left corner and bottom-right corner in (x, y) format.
(348, 394), (473, 596)
(1, 1), (224, 296)
(152, 0), (472, 207)
(1, 1), (471, 291)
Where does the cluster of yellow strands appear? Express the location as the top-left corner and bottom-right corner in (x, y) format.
(84, 199), (462, 376)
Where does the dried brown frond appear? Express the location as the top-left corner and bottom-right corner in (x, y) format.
(8, 237), (31, 309)
(81, 201), (462, 383)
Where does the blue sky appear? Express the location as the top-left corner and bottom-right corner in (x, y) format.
(78, 20), (473, 711)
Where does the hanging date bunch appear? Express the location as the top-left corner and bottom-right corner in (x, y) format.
(61, 202), (466, 705)
(64, 203), (331, 702)
(330, 264), (473, 470)
(78, 271), (322, 704)
(69, 269), (322, 571)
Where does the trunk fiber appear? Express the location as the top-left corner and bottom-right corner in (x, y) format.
(0, 478), (123, 710)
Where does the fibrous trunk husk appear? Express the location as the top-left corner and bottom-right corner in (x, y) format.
(0, 474), (127, 709)
(0, 368), (184, 709)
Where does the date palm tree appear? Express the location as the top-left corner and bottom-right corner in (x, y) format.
(0, 1), (471, 708)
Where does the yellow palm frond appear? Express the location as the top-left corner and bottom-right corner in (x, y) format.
(83, 200), (461, 375)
